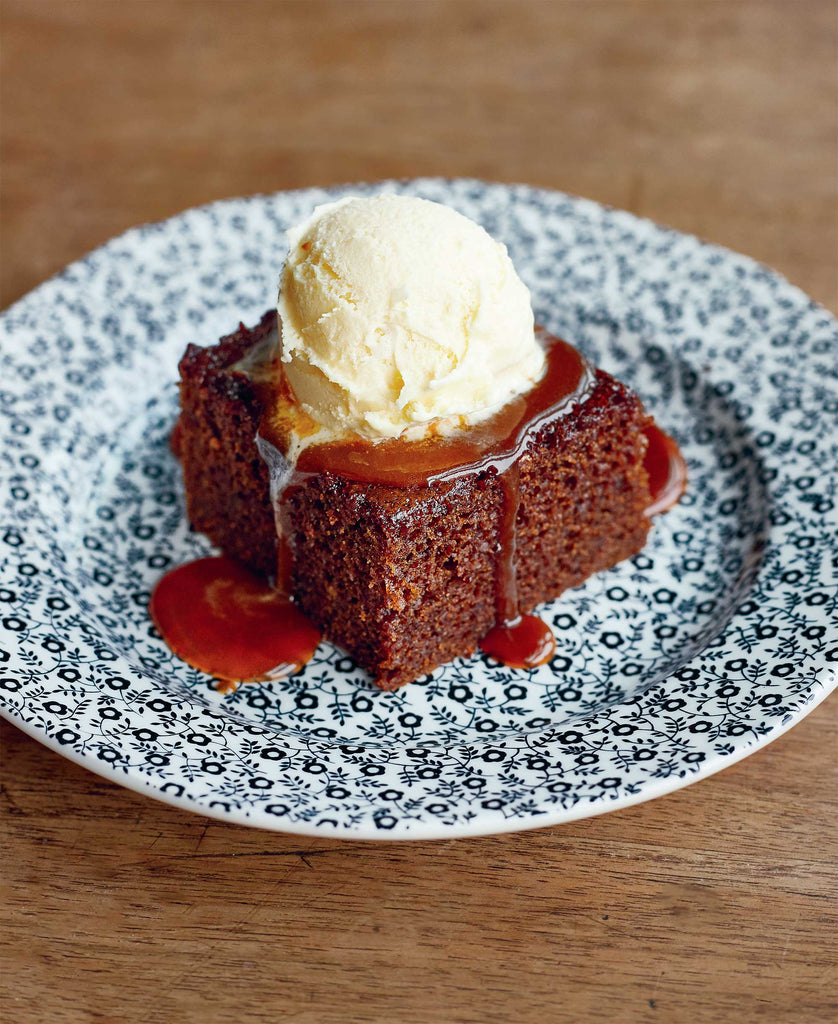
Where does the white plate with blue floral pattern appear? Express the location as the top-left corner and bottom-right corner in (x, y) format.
(1, 179), (836, 839)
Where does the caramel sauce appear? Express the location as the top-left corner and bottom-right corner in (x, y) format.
(268, 332), (594, 489)
(149, 556), (321, 686)
(480, 613), (557, 669)
(643, 424), (688, 516)
(153, 327), (687, 685)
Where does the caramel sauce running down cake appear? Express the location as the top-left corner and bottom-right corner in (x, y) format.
(259, 328), (595, 669)
(158, 311), (686, 690)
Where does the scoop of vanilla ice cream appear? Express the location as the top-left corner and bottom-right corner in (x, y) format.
(277, 194), (545, 440)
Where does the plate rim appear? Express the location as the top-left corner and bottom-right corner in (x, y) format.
(2, 678), (834, 840)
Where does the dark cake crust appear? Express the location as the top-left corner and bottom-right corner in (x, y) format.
(174, 312), (279, 575)
(175, 312), (653, 690)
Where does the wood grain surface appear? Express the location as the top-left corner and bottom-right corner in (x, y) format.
(1, 2), (836, 1022)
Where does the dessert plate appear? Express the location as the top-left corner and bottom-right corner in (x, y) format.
(1, 179), (836, 839)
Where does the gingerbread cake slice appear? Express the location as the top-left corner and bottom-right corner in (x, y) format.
(173, 311), (655, 690)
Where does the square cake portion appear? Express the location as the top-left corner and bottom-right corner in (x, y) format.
(173, 312), (653, 690)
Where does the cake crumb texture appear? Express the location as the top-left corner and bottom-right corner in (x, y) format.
(175, 313), (652, 689)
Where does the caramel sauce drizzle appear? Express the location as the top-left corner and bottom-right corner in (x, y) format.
(257, 330), (595, 670)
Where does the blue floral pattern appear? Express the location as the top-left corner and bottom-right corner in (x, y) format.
(0, 179), (835, 838)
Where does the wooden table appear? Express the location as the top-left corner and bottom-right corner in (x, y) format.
(2, 3), (836, 1021)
